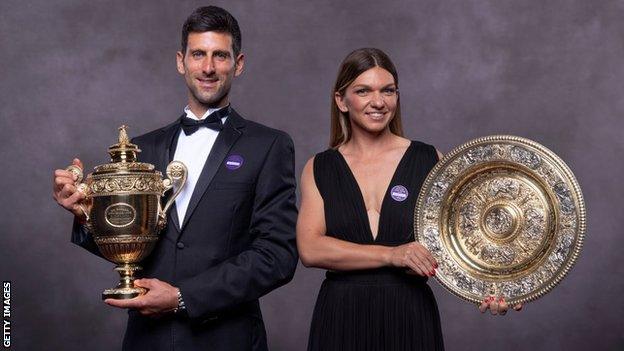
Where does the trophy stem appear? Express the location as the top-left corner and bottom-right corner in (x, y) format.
(101, 263), (147, 300)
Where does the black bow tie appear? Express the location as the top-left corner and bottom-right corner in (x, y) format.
(180, 107), (229, 135)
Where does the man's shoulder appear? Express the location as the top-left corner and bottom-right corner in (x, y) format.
(233, 110), (292, 144)
(244, 119), (291, 141)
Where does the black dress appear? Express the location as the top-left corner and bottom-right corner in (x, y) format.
(308, 141), (445, 351)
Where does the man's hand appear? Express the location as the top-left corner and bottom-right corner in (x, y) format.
(53, 158), (89, 220)
(479, 296), (523, 316)
(104, 278), (180, 317)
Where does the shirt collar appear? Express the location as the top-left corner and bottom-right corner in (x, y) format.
(184, 105), (229, 122)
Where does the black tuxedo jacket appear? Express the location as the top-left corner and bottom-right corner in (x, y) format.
(72, 109), (298, 350)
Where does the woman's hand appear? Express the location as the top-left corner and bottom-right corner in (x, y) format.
(479, 296), (523, 315)
(387, 242), (437, 277)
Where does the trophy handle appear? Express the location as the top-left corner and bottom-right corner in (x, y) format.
(66, 164), (91, 223)
(158, 161), (188, 228)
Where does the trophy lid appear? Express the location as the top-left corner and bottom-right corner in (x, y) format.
(91, 125), (155, 174)
(108, 125), (140, 163)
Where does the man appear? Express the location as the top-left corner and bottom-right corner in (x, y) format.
(52, 6), (298, 350)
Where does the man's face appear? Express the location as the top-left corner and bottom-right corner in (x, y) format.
(176, 31), (244, 112)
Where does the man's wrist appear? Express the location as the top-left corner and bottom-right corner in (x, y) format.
(173, 288), (186, 314)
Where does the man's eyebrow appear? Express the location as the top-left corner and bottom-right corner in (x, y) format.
(213, 50), (232, 56)
(351, 83), (396, 89)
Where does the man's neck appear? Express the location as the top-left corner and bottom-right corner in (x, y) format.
(187, 98), (229, 118)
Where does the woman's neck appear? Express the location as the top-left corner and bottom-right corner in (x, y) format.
(342, 127), (401, 158)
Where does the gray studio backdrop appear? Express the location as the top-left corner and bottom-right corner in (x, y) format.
(1, 0), (622, 350)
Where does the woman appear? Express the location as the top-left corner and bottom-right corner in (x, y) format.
(297, 48), (520, 351)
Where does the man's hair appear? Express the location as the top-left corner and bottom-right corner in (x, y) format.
(181, 6), (242, 56)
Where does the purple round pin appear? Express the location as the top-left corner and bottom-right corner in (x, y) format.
(390, 185), (408, 202)
(225, 154), (244, 170)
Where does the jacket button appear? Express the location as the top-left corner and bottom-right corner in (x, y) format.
(176, 242), (185, 249)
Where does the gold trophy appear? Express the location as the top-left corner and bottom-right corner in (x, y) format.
(415, 135), (585, 305)
(67, 125), (187, 300)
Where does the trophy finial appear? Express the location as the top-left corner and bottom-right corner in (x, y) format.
(118, 125), (130, 145)
(108, 124), (140, 162)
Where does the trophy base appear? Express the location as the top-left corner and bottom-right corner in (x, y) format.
(101, 263), (145, 300)
(102, 287), (147, 300)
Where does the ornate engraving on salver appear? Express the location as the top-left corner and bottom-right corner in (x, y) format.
(415, 135), (586, 305)
(104, 203), (137, 228)
(484, 205), (515, 237)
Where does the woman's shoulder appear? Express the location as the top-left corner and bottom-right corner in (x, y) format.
(311, 148), (339, 165)
(407, 139), (443, 160)
(302, 149), (338, 176)
(408, 139), (433, 148)
(302, 149), (340, 194)
(315, 148), (337, 157)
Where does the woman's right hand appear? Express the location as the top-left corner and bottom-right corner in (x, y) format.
(388, 242), (438, 277)
(479, 296), (523, 315)
(52, 158), (89, 221)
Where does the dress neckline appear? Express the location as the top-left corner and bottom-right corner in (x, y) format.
(334, 141), (414, 242)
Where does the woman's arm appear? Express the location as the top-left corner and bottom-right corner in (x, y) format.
(296, 157), (437, 275)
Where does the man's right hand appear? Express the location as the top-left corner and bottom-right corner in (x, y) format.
(53, 158), (88, 221)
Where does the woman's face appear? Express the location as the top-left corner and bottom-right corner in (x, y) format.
(335, 66), (398, 135)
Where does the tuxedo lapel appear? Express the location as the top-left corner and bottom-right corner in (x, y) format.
(180, 109), (246, 230)
(155, 118), (183, 232)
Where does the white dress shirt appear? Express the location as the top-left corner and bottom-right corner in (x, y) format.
(173, 105), (228, 227)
